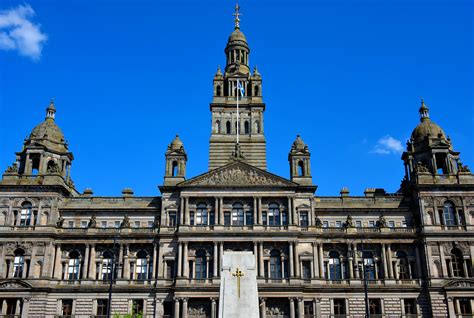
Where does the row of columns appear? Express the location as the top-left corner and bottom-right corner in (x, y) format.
(178, 197), (301, 226)
(173, 297), (218, 318)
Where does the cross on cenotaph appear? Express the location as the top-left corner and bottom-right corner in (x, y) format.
(232, 267), (245, 298)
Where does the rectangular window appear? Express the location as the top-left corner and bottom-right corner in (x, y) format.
(190, 212), (195, 225)
(302, 261), (311, 280)
(61, 299), (73, 316)
(300, 212), (309, 227)
(455, 298), (472, 315)
(369, 221), (375, 227)
(209, 212), (215, 225)
(97, 299), (109, 316)
(114, 221), (121, 228)
(68, 220), (74, 228)
(224, 212), (231, 226)
(148, 221), (153, 228)
(282, 212), (288, 225)
(388, 221), (395, 228)
(404, 298), (417, 315)
(246, 212), (253, 225)
(262, 212), (267, 225)
(335, 221), (342, 228)
(323, 221), (328, 228)
(132, 299), (144, 316)
(304, 301), (314, 316)
(356, 221), (362, 228)
(333, 298), (346, 315)
(166, 260), (175, 279)
(168, 212), (177, 226)
(134, 221), (140, 228)
(101, 221), (107, 228)
(20, 208), (31, 226)
(369, 299), (382, 315)
(402, 220), (408, 227)
(81, 220), (88, 228)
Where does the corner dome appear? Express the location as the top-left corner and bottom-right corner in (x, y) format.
(292, 135), (307, 151)
(228, 29), (247, 44)
(169, 135), (184, 150)
(410, 99), (447, 143)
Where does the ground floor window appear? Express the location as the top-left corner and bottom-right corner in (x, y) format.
(132, 299), (144, 316)
(333, 298), (346, 316)
(369, 298), (382, 315)
(303, 301), (314, 318)
(61, 299), (73, 316)
(97, 299), (109, 316)
(404, 298), (417, 315)
(456, 298), (473, 316)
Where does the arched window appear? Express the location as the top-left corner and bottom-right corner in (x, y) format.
(171, 161), (178, 177)
(396, 251), (409, 280)
(268, 203), (280, 226)
(269, 249), (282, 279)
(254, 85), (259, 96)
(328, 251), (342, 280)
(20, 202), (32, 226)
(244, 121), (250, 134)
(136, 250), (148, 280)
(232, 203), (244, 226)
(443, 202), (457, 226)
(13, 249), (25, 278)
(196, 203), (208, 225)
(298, 161), (305, 177)
(226, 121), (231, 134)
(102, 251), (114, 281)
(215, 120), (221, 133)
(216, 85), (221, 96)
(451, 248), (465, 277)
(195, 249), (207, 279)
(68, 251), (81, 280)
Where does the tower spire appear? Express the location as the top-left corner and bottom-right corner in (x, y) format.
(419, 97), (429, 122)
(46, 97), (56, 120)
(233, 3), (241, 29)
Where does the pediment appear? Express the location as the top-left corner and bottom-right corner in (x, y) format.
(0, 280), (32, 289)
(178, 161), (297, 188)
(445, 279), (474, 289)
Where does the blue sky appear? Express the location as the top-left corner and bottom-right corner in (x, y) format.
(0, 0), (472, 196)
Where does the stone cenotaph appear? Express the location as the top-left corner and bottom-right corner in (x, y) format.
(218, 251), (259, 318)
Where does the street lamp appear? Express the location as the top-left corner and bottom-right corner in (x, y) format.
(360, 241), (376, 318)
(107, 236), (118, 318)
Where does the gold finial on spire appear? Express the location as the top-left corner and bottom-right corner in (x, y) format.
(233, 2), (241, 29)
(419, 97), (429, 121)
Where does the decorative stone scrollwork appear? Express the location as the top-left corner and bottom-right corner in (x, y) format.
(4, 242), (33, 255)
(458, 161), (471, 173)
(0, 280), (32, 289)
(4, 163), (18, 174)
(415, 161), (429, 173)
(445, 279), (474, 289)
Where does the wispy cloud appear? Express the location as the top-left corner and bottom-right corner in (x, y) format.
(0, 4), (47, 61)
(372, 135), (404, 155)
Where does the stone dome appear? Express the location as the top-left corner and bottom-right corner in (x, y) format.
(292, 135), (307, 151)
(170, 135), (184, 150)
(411, 118), (446, 143)
(28, 119), (68, 153)
(227, 29), (248, 45)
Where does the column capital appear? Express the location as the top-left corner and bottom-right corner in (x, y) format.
(182, 297), (189, 302)
(297, 297), (303, 302)
(174, 297), (180, 302)
(211, 297), (217, 303)
(259, 297), (267, 302)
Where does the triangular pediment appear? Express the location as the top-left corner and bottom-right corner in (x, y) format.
(178, 161), (297, 188)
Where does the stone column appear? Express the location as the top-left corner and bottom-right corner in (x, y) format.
(15, 299), (21, 316)
(253, 197), (257, 225)
(180, 197), (185, 225)
(287, 197), (293, 225)
(118, 244), (124, 278)
(214, 197), (219, 225)
(178, 242), (183, 277)
(174, 298), (180, 318)
(260, 298), (266, 318)
(219, 242), (224, 276)
(54, 244), (62, 279)
(213, 242), (218, 278)
(439, 243), (448, 277)
(152, 243), (157, 279)
(219, 198), (224, 225)
(289, 298), (295, 318)
(211, 298), (217, 318)
(183, 242), (188, 278)
(470, 245), (474, 276)
(185, 197), (190, 226)
(447, 297), (456, 318)
(318, 243), (324, 278)
(297, 298), (304, 318)
(21, 298), (30, 318)
(382, 244), (388, 279)
(89, 244), (96, 279)
(259, 242), (264, 277)
(415, 246), (422, 278)
(387, 244), (393, 278)
(257, 197), (262, 225)
(124, 245), (130, 280)
(312, 243), (319, 278)
(289, 242), (295, 277)
(294, 242), (300, 277)
(182, 298), (188, 318)
(2, 299), (7, 315)
(155, 299), (163, 318)
(254, 242), (258, 275)
(83, 244), (90, 279)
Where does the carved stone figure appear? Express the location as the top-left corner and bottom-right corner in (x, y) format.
(5, 162), (18, 174)
(121, 214), (130, 228)
(377, 215), (387, 228)
(458, 161), (471, 173)
(345, 215), (354, 228)
(88, 215), (97, 228)
(314, 217), (322, 227)
(56, 215), (65, 227)
(153, 215), (160, 228)
(415, 161), (429, 173)
(47, 162), (61, 174)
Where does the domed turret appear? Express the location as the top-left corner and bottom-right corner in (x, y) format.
(291, 135), (308, 151)
(164, 135), (187, 186)
(289, 134), (312, 185)
(410, 99), (447, 144)
(224, 3), (250, 75)
(169, 135), (184, 150)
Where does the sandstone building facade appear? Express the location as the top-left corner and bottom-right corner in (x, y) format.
(0, 5), (473, 318)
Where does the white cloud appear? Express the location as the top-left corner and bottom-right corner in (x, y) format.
(372, 135), (404, 155)
(0, 4), (47, 60)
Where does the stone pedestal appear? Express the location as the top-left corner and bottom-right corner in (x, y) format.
(218, 251), (259, 318)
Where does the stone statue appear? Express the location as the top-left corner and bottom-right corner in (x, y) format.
(88, 215), (97, 228)
(377, 215), (387, 228)
(415, 161), (429, 173)
(56, 215), (65, 228)
(345, 215), (354, 228)
(5, 162), (18, 173)
(153, 215), (160, 228)
(458, 161), (471, 173)
(121, 214), (130, 228)
(47, 162), (61, 174)
(314, 217), (322, 227)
